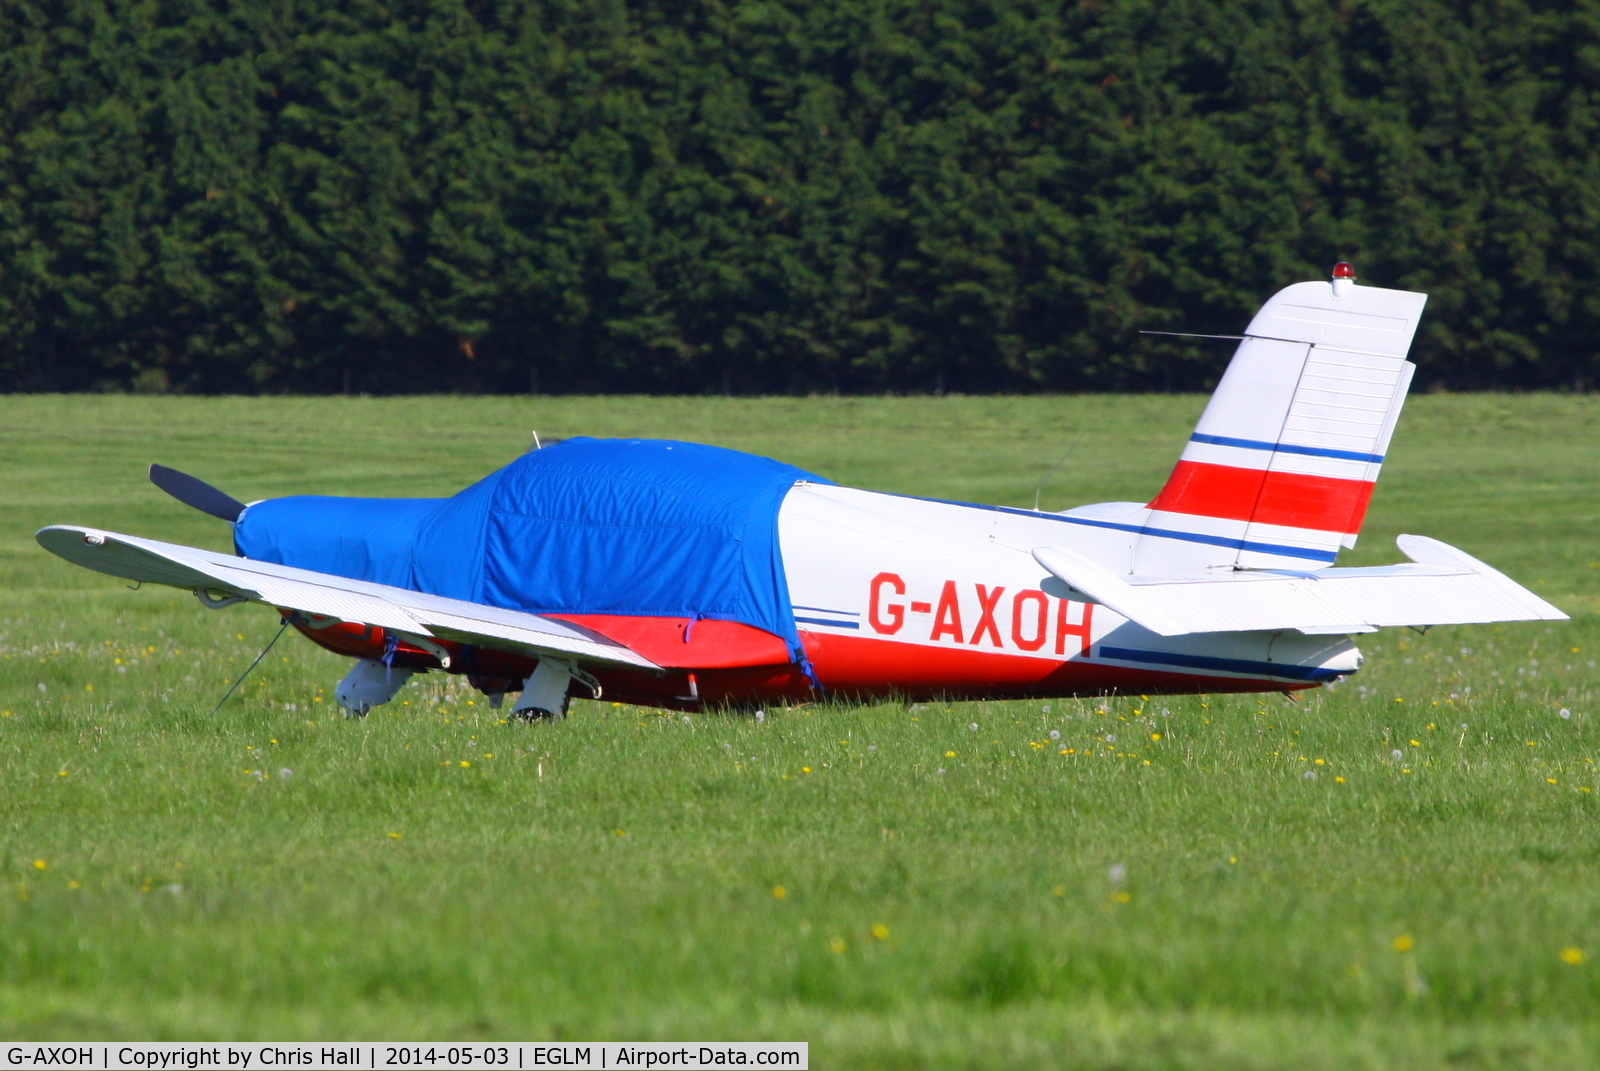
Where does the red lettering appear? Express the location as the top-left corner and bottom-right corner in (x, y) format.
(868, 572), (906, 634)
(970, 584), (1004, 647)
(930, 581), (964, 643)
(1055, 599), (1094, 657)
(1011, 589), (1049, 651)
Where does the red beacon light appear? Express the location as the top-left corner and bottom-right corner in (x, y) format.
(1331, 261), (1356, 297)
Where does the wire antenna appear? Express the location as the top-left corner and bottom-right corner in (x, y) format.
(1034, 428), (1087, 512)
(1138, 331), (1247, 342)
(210, 619), (290, 714)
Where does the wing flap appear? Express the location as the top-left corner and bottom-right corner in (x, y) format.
(1034, 535), (1566, 637)
(36, 526), (660, 671)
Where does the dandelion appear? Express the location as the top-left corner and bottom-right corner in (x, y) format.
(1561, 947), (1586, 966)
(1335, 776), (1346, 783)
(945, 750), (956, 758)
(1560, 709), (1573, 720)
(1150, 732), (1161, 741)
(1304, 770), (1318, 781)
(614, 829), (626, 837)
(1392, 935), (1414, 952)
(754, 710), (765, 724)
(1409, 739), (1420, 747)
(801, 766), (811, 774)
(969, 723), (979, 732)
(772, 886), (787, 900)
(1108, 864), (1126, 885)
(387, 833), (402, 839)
(32, 860), (45, 871)
(1105, 734), (1117, 744)
(1052, 885), (1066, 897)
(1548, 778), (1559, 785)
(459, 761), (470, 768)
(279, 768), (293, 779)
(1391, 749), (1404, 761)
(829, 938), (846, 954)
(1048, 730), (1061, 740)
(871, 923), (889, 941)
(67, 881), (79, 890)
(1042, 705), (1052, 713)
(1314, 758), (1325, 765)
(1113, 891), (1131, 903)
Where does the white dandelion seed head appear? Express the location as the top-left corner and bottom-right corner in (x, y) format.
(754, 710), (765, 723)
(1560, 708), (1573, 720)
(1105, 733), (1117, 743)
(1391, 749), (1404, 761)
(936, 768), (946, 775)
(867, 744), (876, 752)
(278, 768), (293, 779)
(1041, 705), (1051, 713)
(1048, 730), (1061, 740)
(969, 723), (979, 732)
(1108, 864), (1126, 885)
(36, 683), (46, 693)
(1304, 770), (1318, 781)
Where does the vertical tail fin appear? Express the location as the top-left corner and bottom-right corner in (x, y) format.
(1134, 266), (1427, 574)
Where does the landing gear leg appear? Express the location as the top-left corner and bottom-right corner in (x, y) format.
(335, 658), (414, 717)
(510, 660), (572, 721)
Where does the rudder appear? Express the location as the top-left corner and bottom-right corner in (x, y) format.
(1134, 265), (1426, 574)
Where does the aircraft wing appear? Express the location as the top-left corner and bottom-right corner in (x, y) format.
(35, 525), (660, 672)
(1033, 534), (1567, 638)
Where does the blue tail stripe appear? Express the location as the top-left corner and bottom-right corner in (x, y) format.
(1099, 645), (1342, 682)
(885, 493), (1338, 563)
(795, 616), (860, 630)
(1189, 433), (1384, 465)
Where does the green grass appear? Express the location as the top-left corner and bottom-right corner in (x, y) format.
(1, 393), (1598, 1067)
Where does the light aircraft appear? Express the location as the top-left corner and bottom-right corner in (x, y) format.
(38, 264), (1566, 718)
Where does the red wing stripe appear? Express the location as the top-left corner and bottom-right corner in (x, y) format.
(1149, 461), (1374, 533)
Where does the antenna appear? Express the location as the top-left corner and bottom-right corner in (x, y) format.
(1137, 331), (1246, 342)
(1033, 429), (1087, 512)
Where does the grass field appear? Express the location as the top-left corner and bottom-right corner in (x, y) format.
(0, 393), (1597, 1068)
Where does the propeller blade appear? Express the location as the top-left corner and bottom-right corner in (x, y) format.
(149, 464), (247, 522)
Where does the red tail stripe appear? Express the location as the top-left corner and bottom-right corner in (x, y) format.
(1149, 460), (1375, 534)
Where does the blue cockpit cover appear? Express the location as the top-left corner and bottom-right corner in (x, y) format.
(233, 438), (829, 660)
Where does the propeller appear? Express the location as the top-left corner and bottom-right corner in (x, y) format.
(149, 464), (247, 523)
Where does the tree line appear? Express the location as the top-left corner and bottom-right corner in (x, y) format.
(3, 0), (1598, 395)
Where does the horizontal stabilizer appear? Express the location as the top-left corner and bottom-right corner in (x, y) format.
(1033, 535), (1566, 638)
(36, 526), (659, 672)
